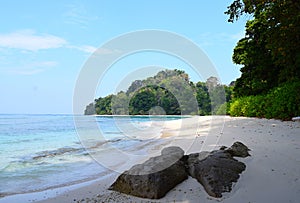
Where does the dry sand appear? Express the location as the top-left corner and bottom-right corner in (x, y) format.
(1, 116), (299, 203)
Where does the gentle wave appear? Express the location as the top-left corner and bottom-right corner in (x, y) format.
(0, 114), (184, 197)
(2, 138), (125, 172)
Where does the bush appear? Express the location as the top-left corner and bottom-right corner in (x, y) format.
(264, 80), (300, 120)
(229, 80), (300, 120)
(229, 96), (266, 117)
(216, 102), (230, 115)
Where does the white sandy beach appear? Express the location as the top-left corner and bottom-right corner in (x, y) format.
(1, 116), (299, 203)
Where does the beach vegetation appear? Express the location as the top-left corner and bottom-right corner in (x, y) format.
(229, 80), (300, 120)
(226, 0), (300, 120)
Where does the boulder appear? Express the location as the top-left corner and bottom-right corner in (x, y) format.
(186, 148), (247, 198)
(110, 142), (250, 199)
(109, 146), (188, 199)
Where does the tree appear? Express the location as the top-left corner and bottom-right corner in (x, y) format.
(111, 91), (129, 115)
(129, 87), (157, 115)
(226, 0), (300, 97)
(195, 82), (211, 115)
(95, 95), (113, 115)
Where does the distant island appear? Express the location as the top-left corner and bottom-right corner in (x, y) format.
(84, 69), (233, 116)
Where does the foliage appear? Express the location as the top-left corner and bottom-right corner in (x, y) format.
(128, 86), (180, 115)
(111, 91), (129, 115)
(264, 80), (300, 120)
(84, 69), (233, 116)
(216, 102), (228, 115)
(229, 80), (300, 120)
(226, 0), (300, 97)
(95, 95), (113, 115)
(129, 87), (158, 115)
(229, 95), (266, 117)
(195, 82), (211, 115)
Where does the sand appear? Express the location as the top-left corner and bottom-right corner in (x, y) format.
(1, 116), (299, 203)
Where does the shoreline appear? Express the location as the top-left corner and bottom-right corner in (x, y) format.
(0, 170), (114, 201)
(89, 114), (192, 118)
(1, 116), (300, 203)
(0, 172), (117, 203)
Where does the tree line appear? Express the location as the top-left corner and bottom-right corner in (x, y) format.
(225, 0), (300, 120)
(84, 69), (233, 116)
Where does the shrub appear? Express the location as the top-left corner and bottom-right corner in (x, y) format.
(265, 80), (300, 120)
(229, 80), (300, 120)
(215, 103), (228, 115)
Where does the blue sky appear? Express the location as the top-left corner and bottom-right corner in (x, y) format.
(0, 0), (247, 114)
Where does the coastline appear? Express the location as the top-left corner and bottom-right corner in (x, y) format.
(1, 116), (300, 203)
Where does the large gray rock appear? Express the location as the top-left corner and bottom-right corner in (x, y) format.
(187, 146), (247, 198)
(109, 146), (188, 199)
(110, 142), (250, 199)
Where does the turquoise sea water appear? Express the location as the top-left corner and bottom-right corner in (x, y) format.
(0, 114), (183, 197)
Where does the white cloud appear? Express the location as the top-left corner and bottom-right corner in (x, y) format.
(68, 45), (97, 53)
(68, 46), (123, 55)
(0, 30), (67, 51)
(8, 61), (58, 75)
(78, 45), (97, 53)
(0, 29), (98, 54)
(63, 4), (98, 28)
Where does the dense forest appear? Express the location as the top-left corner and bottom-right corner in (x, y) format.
(225, 0), (300, 120)
(84, 69), (233, 116)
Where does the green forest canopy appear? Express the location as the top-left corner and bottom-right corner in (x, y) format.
(225, 0), (300, 119)
(84, 69), (233, 116)
(225, 0), (300, 96)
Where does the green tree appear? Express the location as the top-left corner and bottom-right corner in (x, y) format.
(195, 82), (211, 115)
(129, 87), (157, 115)
(95, 95), (113, 115)
(111, 91), (129, 115)
(226, 0), (300, 97)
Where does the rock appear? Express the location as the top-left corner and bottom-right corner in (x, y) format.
(161, 146), (184, 157)
(226, 141), (251, 157)
(110, 142), (250, 199)
(109, 146), (188, 199)
(219, 146), (227, 150)
(187, 150), (246, 198)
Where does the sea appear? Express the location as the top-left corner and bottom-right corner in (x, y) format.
(0, 114), (183, 197)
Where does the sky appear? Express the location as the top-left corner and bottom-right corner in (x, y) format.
(0, 0), (248, 114)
